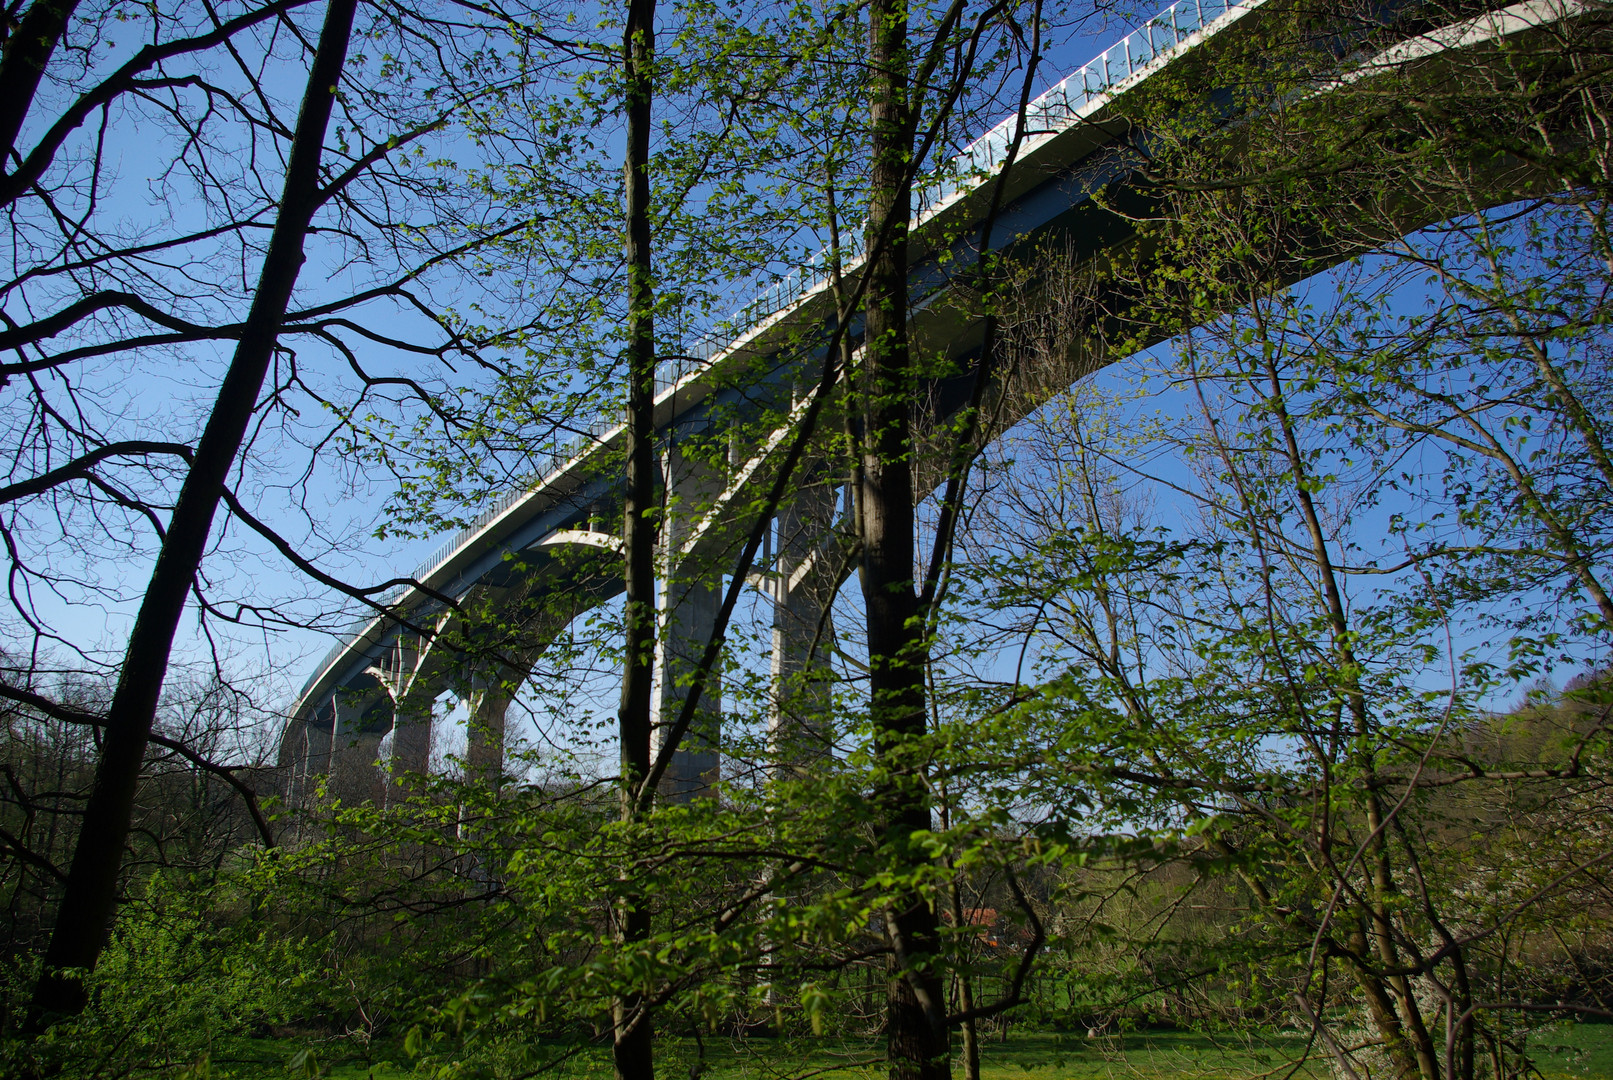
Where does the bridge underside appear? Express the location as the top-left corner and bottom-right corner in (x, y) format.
(278, 0), (1592, 806)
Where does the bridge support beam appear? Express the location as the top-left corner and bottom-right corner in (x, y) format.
(653, 439), (723, 800)
(331, 728), (386, 805)
(389, 691), (435, 788)
(369, 630), (447, 800)
(292, 717), (334, 807)
(460, 669), (522, 788)
(770, 473), (842, 765)
(314, 681), (385, 804)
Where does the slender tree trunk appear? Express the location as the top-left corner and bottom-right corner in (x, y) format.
(1264, 356), (1437, 1080)
(861, 0), (948, 1077)
(949, 886), (981, 1080)
(614, 0), (657, 1075)
(25, 0), (358, 1028)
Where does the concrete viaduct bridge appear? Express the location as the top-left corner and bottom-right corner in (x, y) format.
(278, 0), (1583, 802)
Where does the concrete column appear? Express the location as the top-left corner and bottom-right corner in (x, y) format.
(285, 717), (334, 810)
(330, 681), (388, 803)
(278, 718), (311, 807)
(331, 728), (385, 805)
(389, 690), (435, 781)
(770, 474), (841, 765)
(368, 631), (446, 799)
(653, 438), (723, 800)
(462, 674), (515, 787)
(303, 718), (334, 781)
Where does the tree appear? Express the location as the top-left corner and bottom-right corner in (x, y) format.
(850, 0), (1060, 1072)
(615, 0), (660, 1075)
(342, 0), (1074, 1073)
(24, 0), (363, 1024)
(0, 0), (595, 1033)
(930, 5), (1613, 1077)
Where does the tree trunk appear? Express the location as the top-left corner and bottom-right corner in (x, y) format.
(0, 0), (81, 164)
(950, 887), (982, 1080)
(862, 0), (949, 1077)
(614, 0), (658, 1075)
(1263, 358), (1439, 1080)
(25, 0), (358, 1029)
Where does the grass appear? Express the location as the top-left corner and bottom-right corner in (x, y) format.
(208, 1025), (1613, 1079)
(1530, 1023), (1613, 1080)
(653, 1031), (1333, 1080)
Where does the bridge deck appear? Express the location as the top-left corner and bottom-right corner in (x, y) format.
(290, 0), (1568, 733)
(292, 0), (1277, 725)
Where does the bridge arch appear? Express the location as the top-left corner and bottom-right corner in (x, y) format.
(279, 0), (1594, 805)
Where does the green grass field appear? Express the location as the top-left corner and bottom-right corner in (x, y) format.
(208, 1025), (1613, 1080)
(1530, 1024), (1613, 1080)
